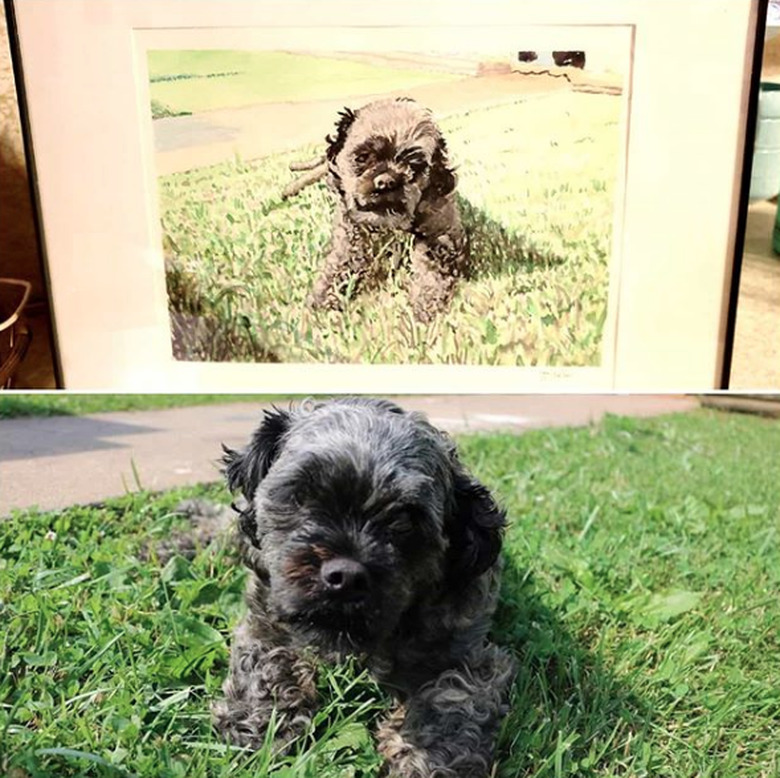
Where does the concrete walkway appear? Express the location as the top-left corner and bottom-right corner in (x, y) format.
(0, 395), (698, 515)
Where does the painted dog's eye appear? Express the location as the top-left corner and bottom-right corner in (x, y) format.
(397, 147), (427, 175)
(354, 152), (370, 166)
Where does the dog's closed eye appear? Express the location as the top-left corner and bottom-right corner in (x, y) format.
(387, 510), (415, 537)
(396, 147), (428, 174)
(354, 151), (371, 167)
(381, 506), (440, 547)
(360, 507), (419, 542)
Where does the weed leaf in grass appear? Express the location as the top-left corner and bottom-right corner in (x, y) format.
(319, 721), (373, 754)
(18, 651), (58, 668)
(627, 590), (704, 628)
(160, 555), (195, 582)
(162, 614), (227, 680)
(35, 747), (138, 776)
(170, 614), (225, 648)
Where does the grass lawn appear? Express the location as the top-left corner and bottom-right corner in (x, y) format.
(2, 409), (778, 777)
(147, 51), (460, 115)
(161, 90), (620, 366)
(0, 395), (286, 420)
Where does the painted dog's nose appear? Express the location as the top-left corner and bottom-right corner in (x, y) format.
(373, 172), (399, 192)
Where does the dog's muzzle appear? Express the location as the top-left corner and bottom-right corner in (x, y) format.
(356, 191), (408, 216)
(373, 172), (402, 193)
(320, 557), (370, 602)
(352, 169), (410, 216)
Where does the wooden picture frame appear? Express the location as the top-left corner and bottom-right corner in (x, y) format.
(7, 0), (762, 391)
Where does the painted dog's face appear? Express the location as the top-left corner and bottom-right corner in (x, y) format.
(325, 99), (457, 230)
(223, 399), (504, 657)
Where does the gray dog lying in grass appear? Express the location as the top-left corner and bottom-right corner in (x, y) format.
(204, 398), (514, 778)
(286, 99), (470, 323)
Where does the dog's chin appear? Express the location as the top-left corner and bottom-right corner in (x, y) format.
(280, 600), (386, 656)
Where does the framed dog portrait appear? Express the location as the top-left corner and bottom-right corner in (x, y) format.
(8, 0), (762, 391)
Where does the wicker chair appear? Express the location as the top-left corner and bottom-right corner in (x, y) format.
(0, 278), (32, 388)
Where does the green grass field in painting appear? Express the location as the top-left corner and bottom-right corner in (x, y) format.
(160, 89), (620, 366)
(148, 51), (460, 114)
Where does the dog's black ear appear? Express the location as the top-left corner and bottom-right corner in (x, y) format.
(428, 138), (457, 197)
(326, 107), (357, 162)
(222, 408), (291, 557)
(446, 467), (505, 583)
(222, 407), (291, 501)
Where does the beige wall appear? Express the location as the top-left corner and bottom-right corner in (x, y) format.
(0, 6), (45, 302)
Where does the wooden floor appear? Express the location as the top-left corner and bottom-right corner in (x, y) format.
(730, 200), (780, 390)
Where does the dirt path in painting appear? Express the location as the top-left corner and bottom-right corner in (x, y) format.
(153, 69), (611, 175)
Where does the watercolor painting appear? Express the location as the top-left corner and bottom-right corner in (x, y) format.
(148, 42), (628, 366)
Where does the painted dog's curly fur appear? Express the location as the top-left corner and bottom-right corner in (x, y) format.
(308, 99), (470, 323)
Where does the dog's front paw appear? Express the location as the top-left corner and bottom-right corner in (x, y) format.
(377, 756), (457, 778)
(213, 640), (319, 752)
(212, 697), (311, 752)
(376, 706), (451, 778)
(307, 282), (343, 312)
(211, 698), (266, 750)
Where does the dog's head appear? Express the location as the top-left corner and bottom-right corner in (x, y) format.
(325, 98), (457, 230)
(223, 398), (504, 656)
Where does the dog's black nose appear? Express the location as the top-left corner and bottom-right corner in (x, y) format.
(373, 172), (398, 192)
(320, 557), (369, 596)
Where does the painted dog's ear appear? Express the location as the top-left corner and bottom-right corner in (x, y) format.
(222, 407), (291, 501)
(326, 107), (357, 162)
(427, 136), (457, 197)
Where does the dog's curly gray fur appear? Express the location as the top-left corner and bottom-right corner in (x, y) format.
(308, 98), (470, 323)
(212, 398), (514, 777)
